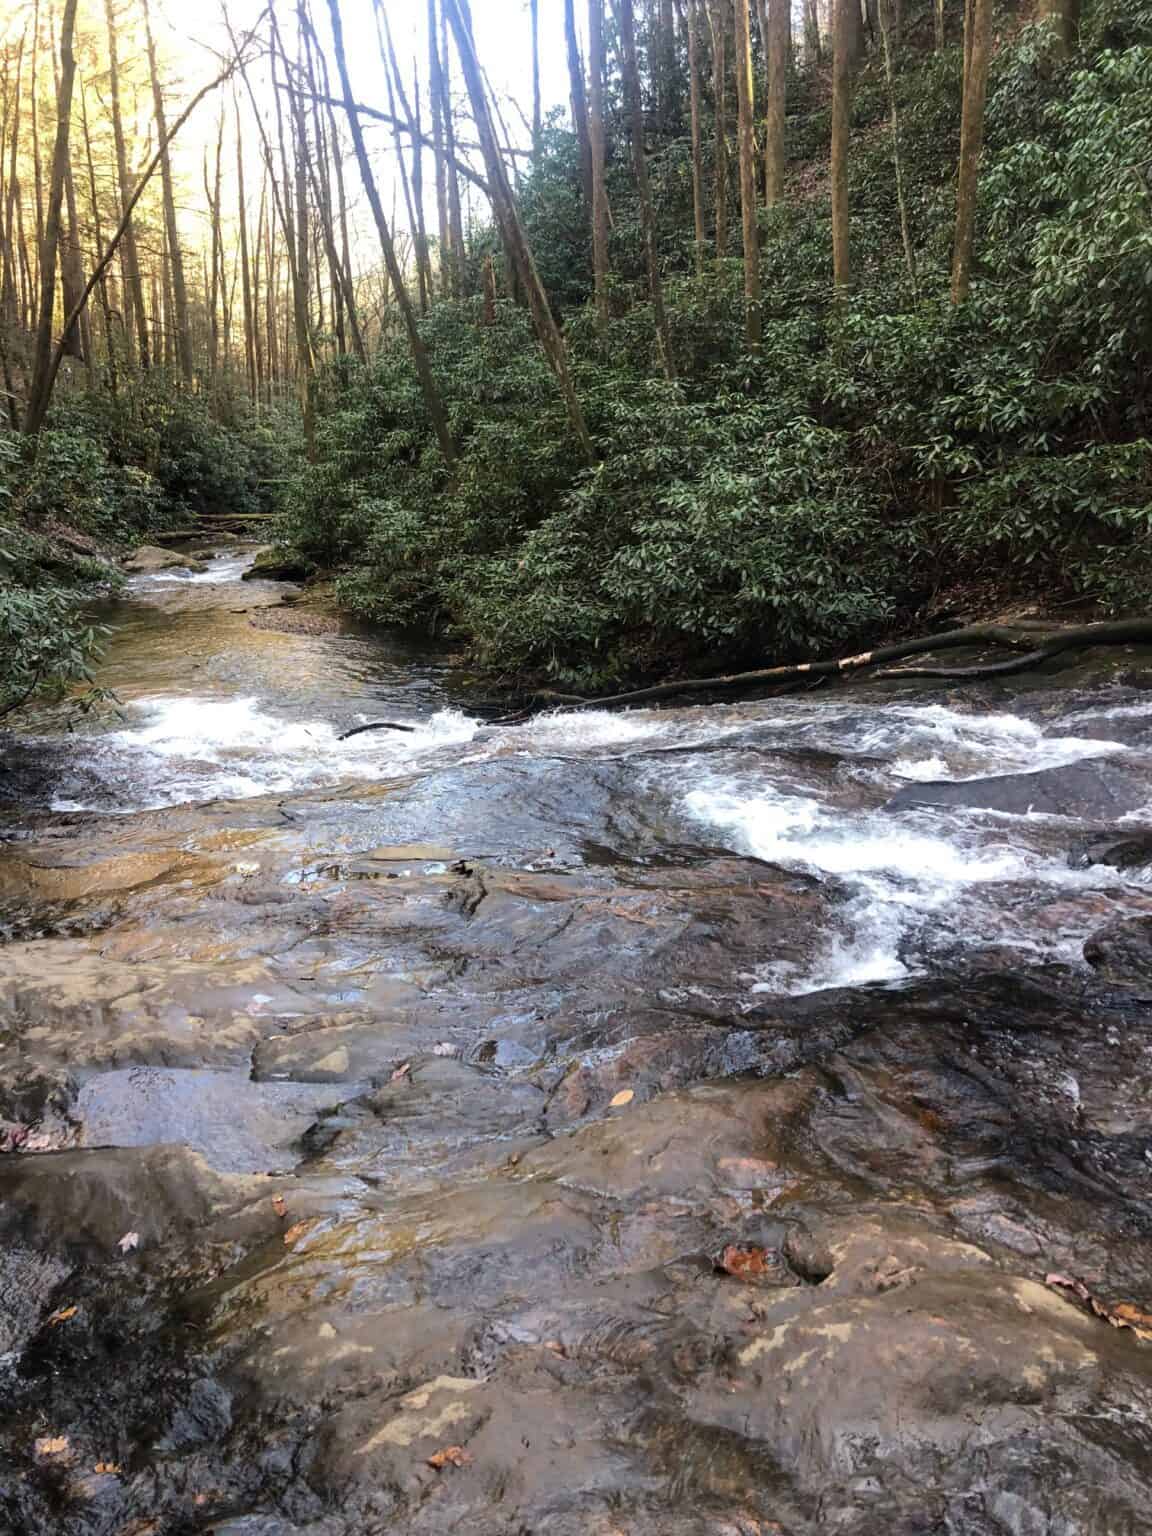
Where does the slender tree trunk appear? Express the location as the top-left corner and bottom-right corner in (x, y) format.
(429, 0), (452, 298)
(306, 26), (366, 356)
(530, 0), (543, 169)
(206, 117), (224, 379)
(143, 0), (192, 381)
(412, 71), (434, 311)
(236, 101), (257, 397)
(733, 0), (762, 345)
(563, 0), (594, 207)
(805, 0), (823, 64)
(951, 0), (993, 303)
(104, 0), (150, 367)
(765, 0), (787, 206)
(30, 0), (45, 295)
(588, 0), (611, 332)
(79, 79), (115, 394)
(935, 0), (944, 49)
(1037, 0), (1079, 56)
(24, 0), (79, 435)
(830, 0), (854, 292)
(445, 0), (592, 461)
(615, 0), (676, 376)
(687, 0), (707, 273)
(327, 0), (457, 466)
(878, 0), (916, 296)
(253, 178), (267, 399)
(442, 9), (467, 295)
(710, 0), (729, 258)
(376, 3), (427, 313)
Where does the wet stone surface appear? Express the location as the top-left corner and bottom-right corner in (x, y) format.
(5, 556), (1152, 1532)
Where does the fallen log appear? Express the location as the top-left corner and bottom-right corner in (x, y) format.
(338, 721), (418, 741)
(498, 620), (1152, 718)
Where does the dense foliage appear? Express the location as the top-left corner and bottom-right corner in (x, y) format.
(282, 3), (1152, 686)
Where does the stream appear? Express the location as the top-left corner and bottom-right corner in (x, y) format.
(5, 545), (1152, 1533)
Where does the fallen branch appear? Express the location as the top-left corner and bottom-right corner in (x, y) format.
(498, 620), (1152, 717)
(338, 721), (418, 741)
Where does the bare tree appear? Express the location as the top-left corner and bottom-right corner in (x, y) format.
(733, 0), (762, 345)
(951, 0), (993, 302)
(588, 0), (610, 331)
(830, 0), (855, 291)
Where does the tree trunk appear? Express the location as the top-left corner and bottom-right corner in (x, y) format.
(615, 0), (676, 375)
(710, 0), (729, 258)
(442, 9), (468, 295)
(79, 79), (116, 395)
(951, 0), (993, 303)
(327, 0), (457, 466)
(805, 0), (823, 64)
(733, 0), (761, 346)
(103, 0), (150, 368)
(935, 0), (944, 49)
(588, 0), (611, 331)
(1037, 0), (1080, 56)
(530, 0), (543, 169)
(143, 0), (193, 382)
(764, 0), (788, 207)
(445, 0), (593, 461)
(429, 0), (452, 298)
(23, 0), (79, 435)
(687, 0), (707, 273)
(563, 0), (594, 207)
(236, 101), (257, 398)
(830, 0), (854, 292)
(878, 0), (916, 296)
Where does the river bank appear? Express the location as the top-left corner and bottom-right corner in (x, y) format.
(4, 546), (1152, 1533)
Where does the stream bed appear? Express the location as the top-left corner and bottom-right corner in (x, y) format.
(5, 547), (1152, 1532)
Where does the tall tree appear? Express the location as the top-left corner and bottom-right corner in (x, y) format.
(326, 0), (457, 465)
(764, 0), (788, 206)
(563, 0), (594, 207)
(733, 0), (762, 345)
(615, 0), (675, 375)
(530, 0), (542, 169)
(1037, 0), (1079, 56)
(588, 0), (610, 332)
(710, 0), (729, 258)
(830, 0), (855, 291)
(951, 0), (993, 302)
(143, 0), (193, 381)
(878, 0), (916, 295)
(103, 0), (150, 367)
(687, 0), (707, 273)
(24, 0), (80, 433)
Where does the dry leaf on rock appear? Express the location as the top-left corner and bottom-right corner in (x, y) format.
(34, 1436), (71, 1458)
(118, 1231), (140, 1253)
(283, 1219), (316, 1248)
(609, 1089), (635, 1108)
(1046, 1273), (1152, 1340)
(426, 1445), (472, 1470)
(93, 1462), (121, 1475)
(717, 1244), (774, 1281)
(391, 1061), (412, 1082)
(47, 1305), (77, 1327)
(272, 1194), (287, 1219)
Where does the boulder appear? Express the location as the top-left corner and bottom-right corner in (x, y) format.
(241, 546), (316, 582)
(887, 758), (1149, 820)
(122, 544), (206, 574)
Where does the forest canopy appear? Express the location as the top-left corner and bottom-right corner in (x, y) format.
(2, 0), (1151, 711)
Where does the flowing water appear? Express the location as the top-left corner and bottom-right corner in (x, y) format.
(5, 548), (1152, 1533)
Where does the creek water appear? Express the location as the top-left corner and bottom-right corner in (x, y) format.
(5, 547), (1152, 1533)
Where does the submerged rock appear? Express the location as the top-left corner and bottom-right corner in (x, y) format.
(241, 546), (316, 582)
(886, 757), (1150, 819)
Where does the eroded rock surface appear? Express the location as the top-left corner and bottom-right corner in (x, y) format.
(6, 580), (1152, 1533)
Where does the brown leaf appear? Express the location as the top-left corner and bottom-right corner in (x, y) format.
(391, 1061), (412, 1082)
(34, 1436), (71, 1458)
(426, 1445), (472, 1470)
(718, 1244), (773, 1281)
(272, 1194), (288, 1219)
(93, 1462), (121, 1475)
(283, 1219), (316, 1248)
(47, 1305), (78, 1327)
(608, 1089), (634, 1108)
(1046, 1274), (1152, 1341)
(118, 1230), (140, 1253)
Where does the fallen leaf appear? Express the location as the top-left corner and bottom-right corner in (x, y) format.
(47, 1305), (77, 1327)
(432, 1042), (458, 1057)
(609, 1089), (635, 1108)
(93, 1462), (121, 1475)
(118, 1231), (140, 1253)
(1046, 1274), (1152, 1341)
(234, 862), (260, 878)
(391, 1061), (412, 1082)
(272, 1193), (288, 1219)
(717, 1244), (774, 1281)
(283, 1219), (316, 1248)
(34, 1436), (71, 1458)
(426, 1445), (472, 1470)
